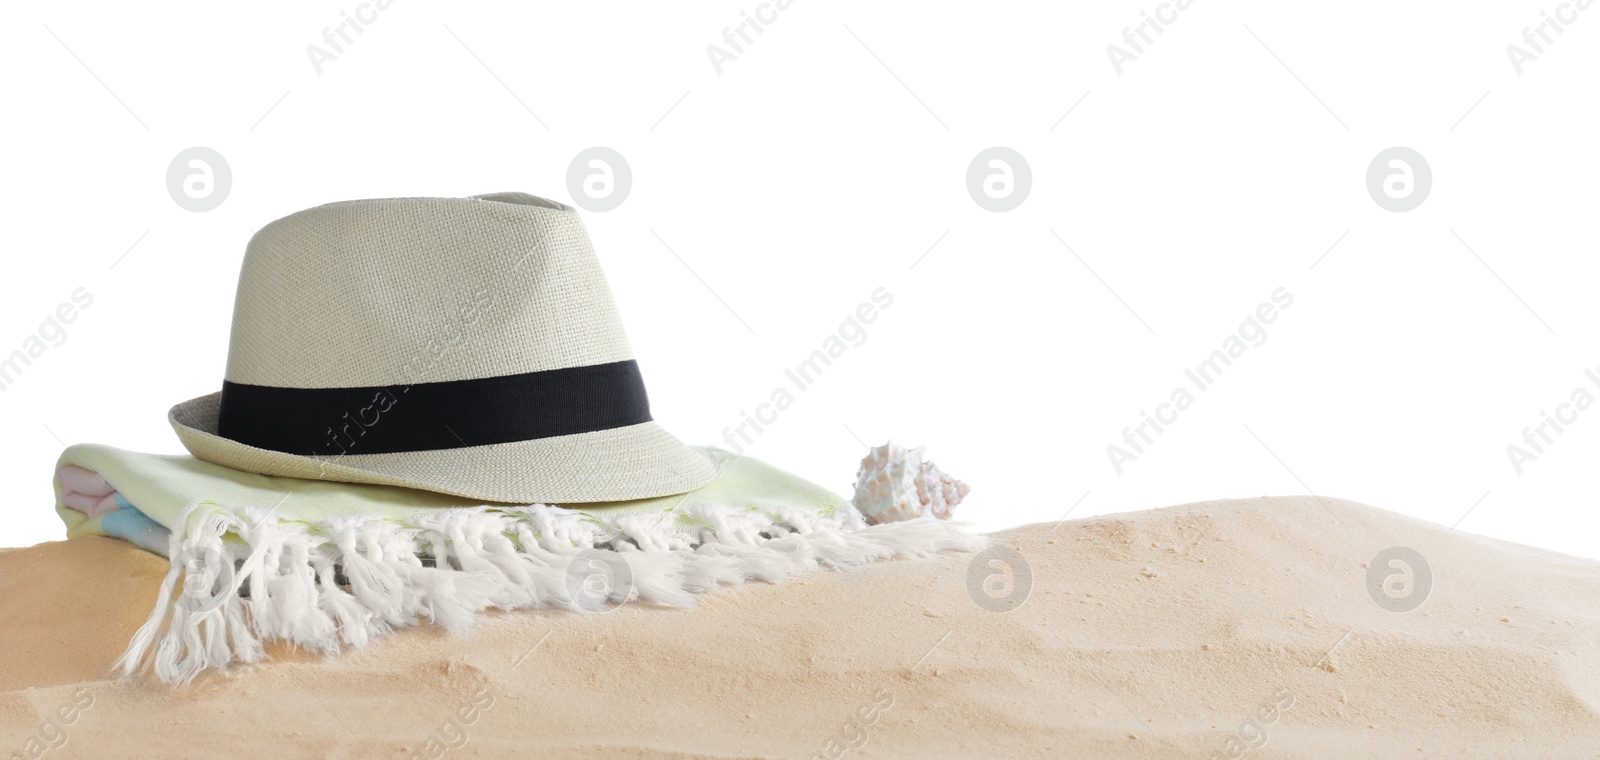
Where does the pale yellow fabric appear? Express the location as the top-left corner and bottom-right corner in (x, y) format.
(58, 445), (849, 553)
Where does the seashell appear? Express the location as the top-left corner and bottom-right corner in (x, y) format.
(851, 442), (970, 525)
(916, 459), (971, 521)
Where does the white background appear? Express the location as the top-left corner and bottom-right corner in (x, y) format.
(1, 1), (1596, 557)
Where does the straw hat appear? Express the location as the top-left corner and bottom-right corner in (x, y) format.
(169, 192), (719, 503)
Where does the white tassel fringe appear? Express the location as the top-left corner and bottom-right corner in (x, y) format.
(115, 501), (986, 684)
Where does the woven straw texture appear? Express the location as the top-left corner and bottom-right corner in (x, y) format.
(170, 193), (718, 503)
(227, 193), (633, 387)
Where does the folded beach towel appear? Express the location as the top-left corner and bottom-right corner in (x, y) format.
(53, 444), (983, 684)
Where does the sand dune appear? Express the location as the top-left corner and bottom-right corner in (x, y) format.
(3, 496), (1598, 758)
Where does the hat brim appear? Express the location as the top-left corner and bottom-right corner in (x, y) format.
(169, 392), (720, 504)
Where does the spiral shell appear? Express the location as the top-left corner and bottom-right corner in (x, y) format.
(850, 442), (970, 525)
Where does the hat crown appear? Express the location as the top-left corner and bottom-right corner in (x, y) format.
(225, 193), (633, 389)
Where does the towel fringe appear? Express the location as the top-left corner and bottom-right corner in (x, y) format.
(114, 501), (985, 684)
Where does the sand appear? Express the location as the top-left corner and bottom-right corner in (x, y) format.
(3, 495), (1599, 758)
